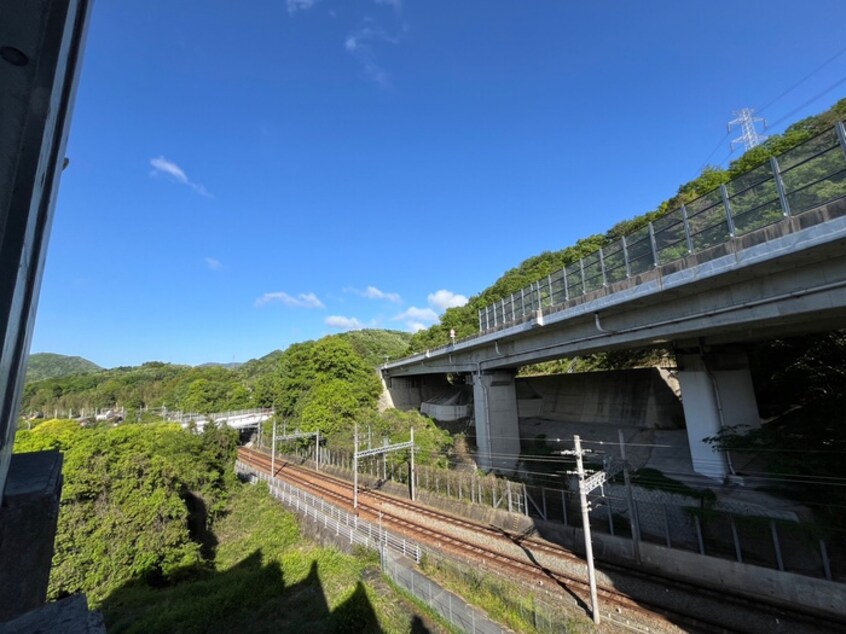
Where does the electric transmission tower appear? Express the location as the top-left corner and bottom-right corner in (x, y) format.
(728, 108), (768, 152)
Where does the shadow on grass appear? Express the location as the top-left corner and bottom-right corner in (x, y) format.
(101, 550), (381, 633)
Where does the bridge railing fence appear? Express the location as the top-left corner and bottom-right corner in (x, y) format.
(477, 121), (846, 334)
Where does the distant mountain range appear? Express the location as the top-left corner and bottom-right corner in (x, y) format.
(26, 353), (102, 382)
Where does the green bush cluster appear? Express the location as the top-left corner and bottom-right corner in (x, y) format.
(14, 421), (238, 603)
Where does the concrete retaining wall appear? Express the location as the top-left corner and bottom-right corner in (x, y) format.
(517, 368), (684, 429)
(420, 402), (470, 421)
(382, 375), (453, 412)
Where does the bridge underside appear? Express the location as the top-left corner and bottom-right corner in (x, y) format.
(384, 213), (846, 478)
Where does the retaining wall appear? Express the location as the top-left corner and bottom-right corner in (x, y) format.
(517, 368), (684, 428)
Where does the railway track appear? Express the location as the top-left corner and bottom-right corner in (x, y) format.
(238, 446), (843, 633)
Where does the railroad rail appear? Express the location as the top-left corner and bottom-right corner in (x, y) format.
(238, 446), (843, 633)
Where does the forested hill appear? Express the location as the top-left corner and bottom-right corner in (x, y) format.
(408, 98), (846, 353)
(22, 329), (412, 423)
(25, 353), (102, 382)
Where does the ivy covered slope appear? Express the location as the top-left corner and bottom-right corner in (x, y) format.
(22, 330), (411, 418)
(25, 353), (102, 383)
(408, 98), (846, 353)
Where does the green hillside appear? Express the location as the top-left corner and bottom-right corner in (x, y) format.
(22, 330), (413, 432)
(25, 353), (102, 383)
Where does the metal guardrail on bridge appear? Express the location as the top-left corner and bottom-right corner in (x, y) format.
(478, 121), (846, 333)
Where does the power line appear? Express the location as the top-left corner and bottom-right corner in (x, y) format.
(757, 44), (846, 115)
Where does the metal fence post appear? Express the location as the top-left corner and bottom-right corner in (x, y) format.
(836, 121), (846, 160)
(820, 539), (833, 580)
(720, 184), (736, 237)
(730, 517), (743, 563)
(599, 247), (608, 286)
(562, 266), (569, 301)
(680, 203), (694, 253)
(770, 156), (792, 218)
(648, 222), (660, 267)
(579, 258), (587, 293)
(694, 515), (705, 555)
(621, 236), (631, 277)
(770, 520), (784, 571)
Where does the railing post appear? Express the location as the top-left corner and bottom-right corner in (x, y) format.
(562, 266), (569, 301)
(579, 258), (587, 293)
(598, 247), (608, 286)
(520, 288), (525, 318)
(647, 222), (659, 267)
(680, 203), (694, 253)
(478, 310), (483, 333)
(621, 237), (631, 278)
(720, 184), (736, 237)
(511, 293), (516, 321)
(547, 274), (554, 306)
(770, 520), (784, 571)
(492, 302), (498, 329)
(769, 156), (791, 218)
(836, 121), (846, 160)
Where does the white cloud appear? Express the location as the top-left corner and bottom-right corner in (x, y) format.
(393, 305), (438, 333)
(325, 315), (364, 330)
(204, 257), (222, 271)
(149, 156), (211, 197)
(286, 0), (318, 14)
(344, 21), (400, 86)
(428, 289), (468, 311)
(254, 291), (324, 309)
(394, 306), (438, 323)
(345, 285), (402, 303)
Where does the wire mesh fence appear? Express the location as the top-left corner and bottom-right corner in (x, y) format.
(521, 479), (841, 582)
(264, 445), (842, 584)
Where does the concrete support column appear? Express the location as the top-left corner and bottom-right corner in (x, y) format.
(472, 371), (521, 473)
(677, 350), (760, 480)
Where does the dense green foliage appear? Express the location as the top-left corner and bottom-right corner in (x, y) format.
(408, 98), (846, 353)
(14, 421), (238, 602)
(25, 353), (102, 382)
(22, 331), (409, 427)
(14, 425), (438, 631)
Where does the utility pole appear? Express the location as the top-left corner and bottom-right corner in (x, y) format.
(315, 429), (320, 471)
(354, 423), (359, 511)
(563, 435), (600, 624)
(728, 108), (767, 152)
(271, 419), (277, 478)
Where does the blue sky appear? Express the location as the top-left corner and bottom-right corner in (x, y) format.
(31, 0), (846, 367)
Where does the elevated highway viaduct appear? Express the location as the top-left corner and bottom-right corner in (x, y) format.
(383, 199), (846, 480)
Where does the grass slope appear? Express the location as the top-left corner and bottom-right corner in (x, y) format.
(102, 482), (440, 633)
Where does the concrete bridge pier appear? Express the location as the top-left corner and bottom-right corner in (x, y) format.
(471, 371), (521, 473)
(677, 349), (761, 480)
